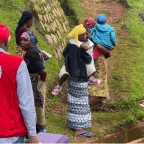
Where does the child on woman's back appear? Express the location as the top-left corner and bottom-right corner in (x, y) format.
(91, 14), (116, 59)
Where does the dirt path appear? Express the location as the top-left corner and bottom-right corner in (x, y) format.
(80, 0), (125, 27)
(48, 1), (128, 143)
(80, 0), (128, 100)
(72, 0), (127, 143)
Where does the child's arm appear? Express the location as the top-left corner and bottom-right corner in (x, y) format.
(110, 30), (117, 47)
(96, 44), (111, 57)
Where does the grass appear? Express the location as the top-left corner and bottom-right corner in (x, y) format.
(115, 0), (144, 103)
(0, 0), (63, 138)
(59, 0), (86, 27)
(64, 0), (86, 23)
(60, 0), (144, 140)
(0, 0), (61, 82)
(105, 0), (144, 131)
(1, 0), (144, 142)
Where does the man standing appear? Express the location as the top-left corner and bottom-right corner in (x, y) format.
(0, 24), (39, 143)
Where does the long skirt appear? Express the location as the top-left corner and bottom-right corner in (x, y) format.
(30, 73), (47, 131)
(88, 55), (109, 97)
(67, 80), (91, 129)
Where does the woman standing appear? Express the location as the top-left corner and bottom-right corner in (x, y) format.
(84, 17), (111, 105)
(63, 24), (94, 137)
(20, 31), (47, 133)
(15, 11), (33, 56)
(15, 11), (49, 60)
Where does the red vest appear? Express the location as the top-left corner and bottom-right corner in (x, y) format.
(0, 52), (27, 138)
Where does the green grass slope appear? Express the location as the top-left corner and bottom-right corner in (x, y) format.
(0, 0), (61, 82)
(59, 0), (144, 138)
(1, 0), (144, 142)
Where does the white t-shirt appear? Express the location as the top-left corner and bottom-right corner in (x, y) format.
(69, 39), (94, 65)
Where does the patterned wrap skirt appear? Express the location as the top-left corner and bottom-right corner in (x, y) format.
(30, 73), (47, 130)
(67, 80), (91, 129)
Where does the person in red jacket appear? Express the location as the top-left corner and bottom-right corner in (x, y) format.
(0, 24), (39, 143)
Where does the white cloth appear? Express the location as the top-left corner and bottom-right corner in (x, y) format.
(68, 39), (96, 76)
(59, 39), (96, 78)
(69, 39), (94, 65)
(85, 39), (94, 65)
(59, 64), (96, 78)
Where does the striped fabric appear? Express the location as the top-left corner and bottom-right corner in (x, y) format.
(30, 73), (46, 130)
(67, 80), (91, 129)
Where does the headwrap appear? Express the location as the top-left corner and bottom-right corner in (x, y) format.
(68, 24), (86, 42)
(0, 24), (11, 42)
(97, 14), (107, 24)
(83, 17), (96, 29)
(20, 31), (38, 45)
(15, 11), (33, 34)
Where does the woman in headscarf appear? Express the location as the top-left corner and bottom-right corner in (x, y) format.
(84, 16), (112, 105)
(20, 31), (48, 133)
(15, 11), (33, 56)
(83, 17), (96, 30)
(15, 11), (49, 60)
(52, 25), (101, 96)
(63, 24), (94, 137)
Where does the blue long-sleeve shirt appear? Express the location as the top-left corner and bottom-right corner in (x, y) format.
(90, 23), (116, 49)
(0, 48), (36, 143)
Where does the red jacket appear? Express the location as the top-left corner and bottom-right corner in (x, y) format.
(0, 52), (27, 138)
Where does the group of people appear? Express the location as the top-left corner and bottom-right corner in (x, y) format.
(60, 15), (116, 137)
(0, 10), (116, 143)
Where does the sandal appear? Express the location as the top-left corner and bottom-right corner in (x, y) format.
(88, 76), (101, 85)
(76, 131), (95, 137)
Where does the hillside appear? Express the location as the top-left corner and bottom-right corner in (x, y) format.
(1, 0), (144, 143)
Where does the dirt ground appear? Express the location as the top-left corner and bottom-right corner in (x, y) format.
(48, 0), (128, 143)
(73, 0), (127, 143)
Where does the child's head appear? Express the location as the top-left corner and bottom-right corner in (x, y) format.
(97, 14), (107, 24)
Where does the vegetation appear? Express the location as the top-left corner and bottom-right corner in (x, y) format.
(0, 0), (61, 82)
(99, 0), (144, 134)
(60, 0), (86, 26)
(59, 0), (144, 139)
(1, 0), (144, 142)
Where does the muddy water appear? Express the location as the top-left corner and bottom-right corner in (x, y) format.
(126, 125), (144, 142)
(102, 125), (144, 143)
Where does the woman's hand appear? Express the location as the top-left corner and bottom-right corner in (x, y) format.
(29, 136), (39, 144)
(80, 43), (89, 50)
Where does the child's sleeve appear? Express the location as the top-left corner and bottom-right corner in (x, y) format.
(110, 29), (117, 47)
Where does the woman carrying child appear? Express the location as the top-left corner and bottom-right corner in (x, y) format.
(90, 14), (117, 103)
(63, 24), (94, 137)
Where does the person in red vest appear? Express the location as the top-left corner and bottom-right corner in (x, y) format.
(0, 24), (39, 143)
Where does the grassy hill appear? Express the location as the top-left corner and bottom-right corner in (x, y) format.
(1, 0), (144, 142)
(59, 0), (144, 140)
(0, 0), (61, 82)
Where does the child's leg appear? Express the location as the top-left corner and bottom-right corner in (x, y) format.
(58, 65), (69, 86)
(59, 73), (69, 86)
(52, 65), (69, 95)
(97, 55), (110, 105)
(86, 63), (101, 84)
